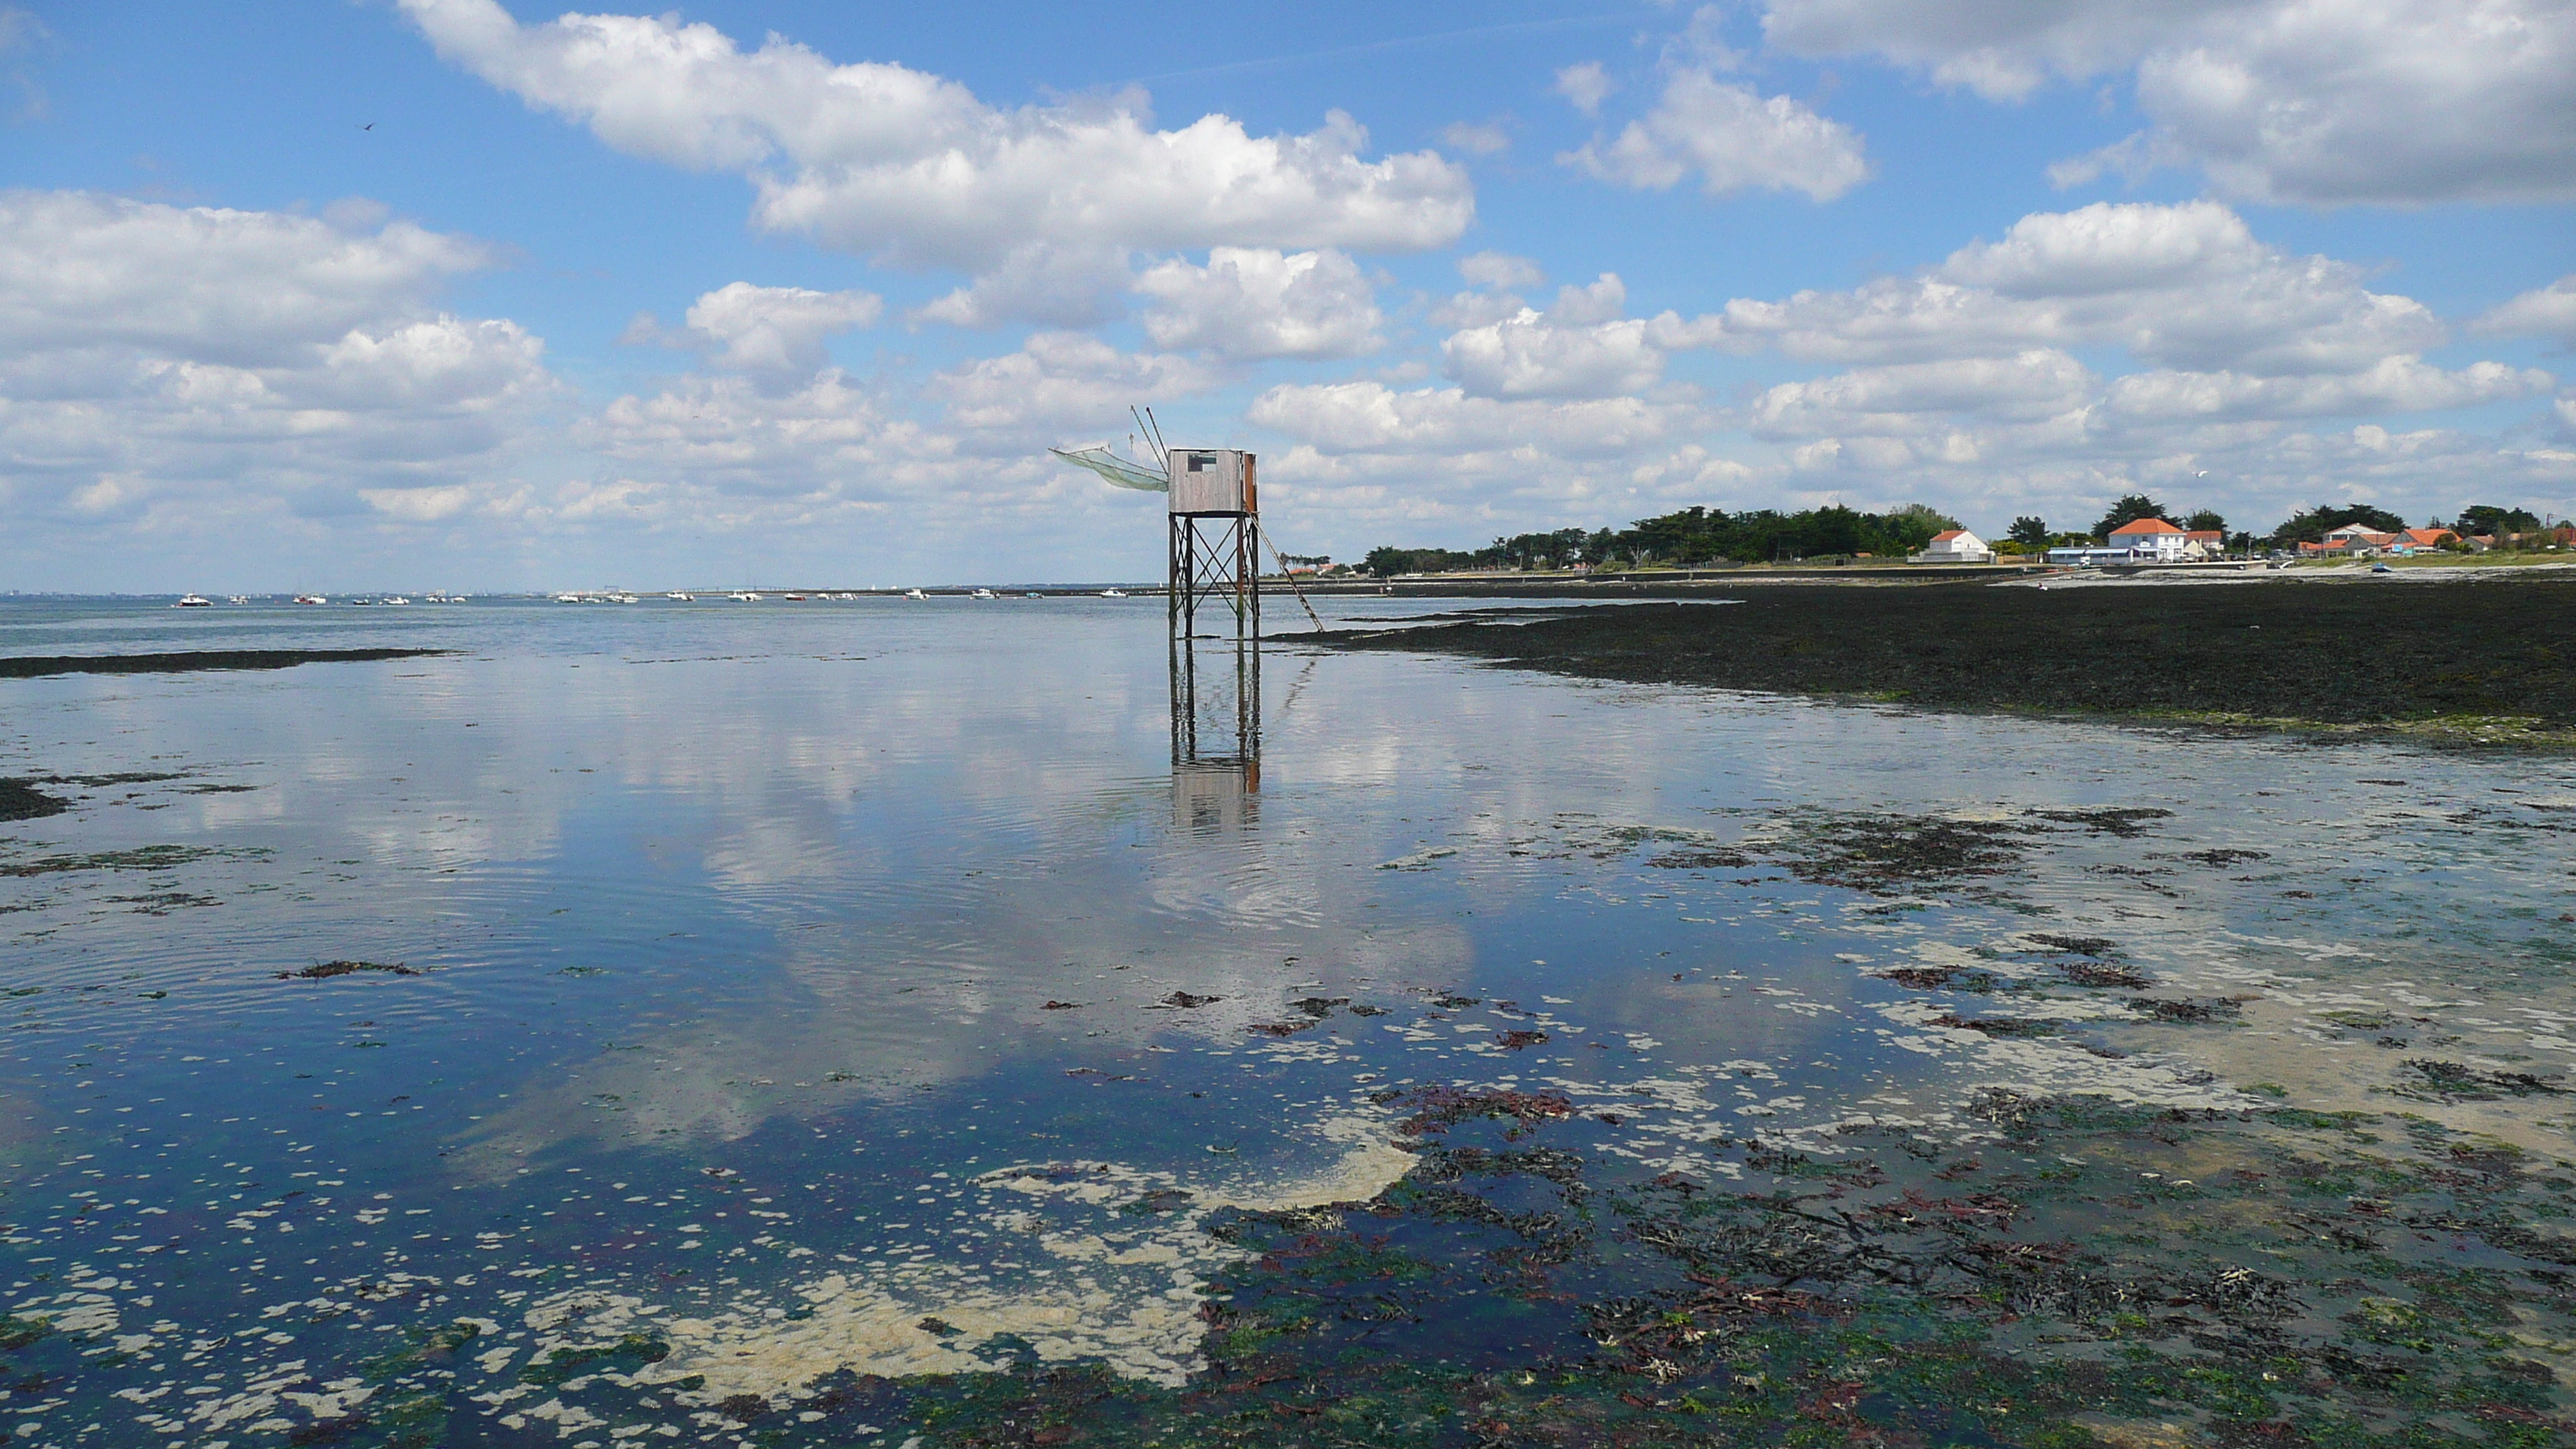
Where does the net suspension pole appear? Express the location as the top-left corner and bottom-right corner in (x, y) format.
(1252, 519), (1325, 633)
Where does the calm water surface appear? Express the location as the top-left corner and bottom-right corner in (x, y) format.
(3, 597), (2571, 1444)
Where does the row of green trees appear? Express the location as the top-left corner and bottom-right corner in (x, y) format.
(1360, 495), (2567, 576)
(1362, 504), (1964, 577)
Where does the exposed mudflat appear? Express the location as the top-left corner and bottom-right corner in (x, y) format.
(0, 646), (450, 678)
(1320, 577), (2576, 745)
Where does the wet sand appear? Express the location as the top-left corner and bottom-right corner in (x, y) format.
(1320, 576), (2576, 745)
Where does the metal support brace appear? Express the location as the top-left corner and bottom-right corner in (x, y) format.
(1166, 513), (1260, 644)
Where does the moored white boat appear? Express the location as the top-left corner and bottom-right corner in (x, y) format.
(175, 594), (211, 608)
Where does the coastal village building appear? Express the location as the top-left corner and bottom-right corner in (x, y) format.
(1914, 528), (1994, 564)
(2105, 517), (2191, 560)
(2297, 525), (2461, 557)
(2045, 516), (2218, 566)
(2045, 543), (2145, 565)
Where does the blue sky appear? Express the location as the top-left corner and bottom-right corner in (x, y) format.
(4, 0), (2573, 589)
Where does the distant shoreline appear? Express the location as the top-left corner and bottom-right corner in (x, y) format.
(1290, 557), (2576, 598)
(1314, 575), (2576, 748)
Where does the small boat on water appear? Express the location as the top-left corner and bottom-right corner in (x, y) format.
(554, 593), (583, 603)
(294, 594), (327, 605)
(666, 591), (694, 601)
(1099, 589), (1127, 598)
(730, 591), (759, 601)
(903, 588), (926, 600)
(425, 592), (466, 603)
(1025, 591), (1044, 599)
(349, 597), (376, 606)
(227, 594), (250, 605)
(382, 595), (412, 605)
(971, 587), (997, 600)
(175, 594), (211, 608)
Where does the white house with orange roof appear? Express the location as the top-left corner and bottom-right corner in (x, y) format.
(2105, 516), (2192, 560)
(1913, 527), (1993, 564)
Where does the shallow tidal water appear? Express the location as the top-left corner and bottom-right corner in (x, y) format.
(4, 595), (2575, 1447)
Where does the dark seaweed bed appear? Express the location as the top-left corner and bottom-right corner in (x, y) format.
(0, 646), (450, 679)
(1320, 577), (2576, 739)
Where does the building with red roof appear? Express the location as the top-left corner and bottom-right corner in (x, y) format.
(1913, 527), (1994, 564)
(2106, 516), (2191, 560)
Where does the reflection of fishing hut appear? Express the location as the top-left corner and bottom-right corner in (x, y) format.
(1170, 670), (1259, 831)
(1170, 629), (1259, 773)
(1173, 758), (1258, 834)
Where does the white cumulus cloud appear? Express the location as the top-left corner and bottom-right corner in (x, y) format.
(1251, 379), (1695, 457)
(632, 282), (882, 384)
(2474, 275), (2576, 344)
(1554, 61), (1617, 116)
(0, 189), (490, 369)
(1440, 120), (1512, 156)
(1763, 0), (2576, 204)
(0, 190), (558, 529)
(909, 243), (1136, 331)
(2104, 358), (2550, 423)
(1564, 68), (1868, 202)
(1458, 252), (1545, 293)
(1667, 200), (2448, 376)
(1441, 276), (1663, 399)
(1136, 248), (1383, 361)
(1242, 378), (1740, 538)
(584, 370), (911, 500)
(1432, 252), (1547, 329)
(933, 332), (1224, 438)
(398, 0), (1475, 316)
(1746, 351), (2100, 439)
